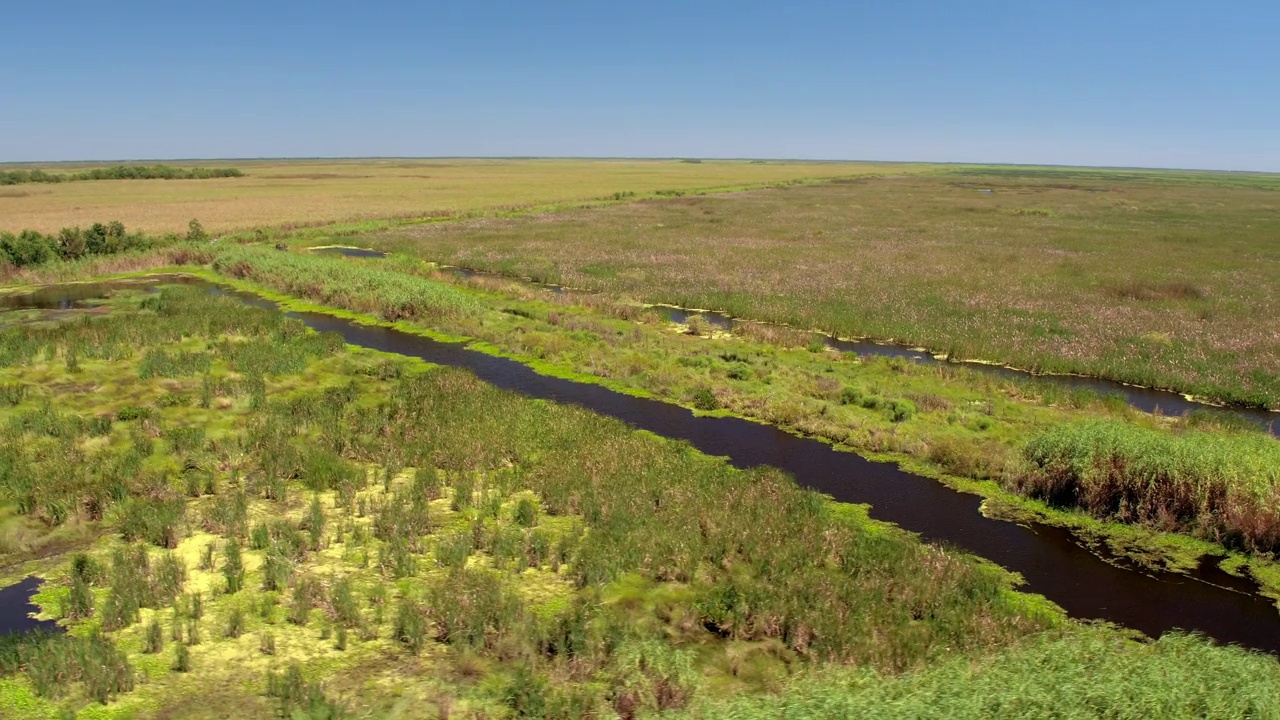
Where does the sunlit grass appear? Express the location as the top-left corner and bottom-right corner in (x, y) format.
(0, 287), (1058, 717)
(365, 168), (1280, 408)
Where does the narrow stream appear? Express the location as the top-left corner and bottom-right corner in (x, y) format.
(314, 248), (1278, 435)
(4, 277), (1279, 656)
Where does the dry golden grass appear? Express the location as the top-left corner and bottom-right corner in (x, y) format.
(0, 158), (914, 234)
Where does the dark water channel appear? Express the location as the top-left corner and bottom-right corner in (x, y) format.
(3, 277), (1280, 656)
(318, 248), (1279, 434)
(450, 264), (1279, 435)
(310, 246), (388, 259)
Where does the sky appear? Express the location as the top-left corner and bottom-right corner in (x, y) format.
(2, 1), (1277, 170)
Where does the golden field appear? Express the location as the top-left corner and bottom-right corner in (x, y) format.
(0, 158), (916, 235)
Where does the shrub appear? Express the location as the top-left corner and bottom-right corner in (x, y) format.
(330, 577), (360, 628)
(395, 597), (429, 655)
(885, 398), (917, 423)
(426, 568), (522, 647)
(451, 474), (475, 511)
(116, 496), (185, 548)
(66, 574), (94, 619)
(223, 538), (245, 594)
(436, 530), (474, 570)
(513, 497), (538, 527)
(186, 219), (209, 242)
(145, 619), (164, 654)
(225, 606), (246, 638)
(610, 640), (699, 714)
(692, 387), (720, 411)
(266, 663), (347, 718)
(172, 643), (191, 672)
(839, 386), (864, 405)
(504, 663), (551, 718)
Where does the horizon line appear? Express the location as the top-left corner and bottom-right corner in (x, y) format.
(1, 156), (1276, 176)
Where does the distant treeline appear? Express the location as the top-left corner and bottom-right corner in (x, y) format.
(0, 165), (244, 185)
(0, 220), (199, 267)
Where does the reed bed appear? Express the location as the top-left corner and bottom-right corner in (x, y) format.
(1015, 421), (1280, 552)
(213, 246), (480, 322)
(681, 629), (1280, 720)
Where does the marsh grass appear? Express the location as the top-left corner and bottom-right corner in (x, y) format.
(681, 629), (1280, 720)
(1017, 421), (1280, 551)
(266, 663), (347, 718)
(369, 169), (1280, 407)
(0, 281), (1273, 717)
(213, 246), (480, 322)
(0, 631), (134, 704)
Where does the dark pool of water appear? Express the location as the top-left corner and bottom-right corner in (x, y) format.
(447, 266), (568, 295)
(0, 276), (206, 312)
(0, 577), (59, 635)
(310, 246), (388, 259)
(5, 277), (1280, 656)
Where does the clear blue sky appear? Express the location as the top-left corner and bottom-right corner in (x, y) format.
(3, 1), (1276, 170)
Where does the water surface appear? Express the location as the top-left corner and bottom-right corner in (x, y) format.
(0, 577), (58, 635)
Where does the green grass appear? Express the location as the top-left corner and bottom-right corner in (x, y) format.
(1017, 421), (1280, 552)
(212, 246), (481, 322)
(681, 628), (1280, 720)
(361, 167), (1280, 408)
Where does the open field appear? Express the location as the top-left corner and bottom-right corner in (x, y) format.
(3, 283), (1279, 719)
(0, 158), (912, 236)
(364, 167), (1280, 408)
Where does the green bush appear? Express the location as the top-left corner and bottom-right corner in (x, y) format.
(513, 497), (539, 527)
(692, 387), (720, 411)
(0, 165), (242, 185)
(0, 221), (158, 267)
(885, 398), (916, 423)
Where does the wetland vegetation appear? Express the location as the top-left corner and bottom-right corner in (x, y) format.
(0, 221), (169, 270)
(3, 163), (1280, 718)
(197, 246), (1280, 585)
(2, 282), (1278, 718)
(364, 167), (1280, 410)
